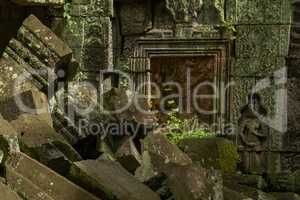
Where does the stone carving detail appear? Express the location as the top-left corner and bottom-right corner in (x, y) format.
(165, 0), (223, 24)
(63, 0), (113, 72)
(238, 93), (268, 174)
(0, 15), (72, 97)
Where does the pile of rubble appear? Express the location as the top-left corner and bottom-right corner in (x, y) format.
(0, 14), (300, 200)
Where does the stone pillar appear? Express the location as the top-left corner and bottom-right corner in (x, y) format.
(231, 0), (292, 174)
(54, 0), (113, 88)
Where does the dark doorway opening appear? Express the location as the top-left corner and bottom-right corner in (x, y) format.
(150, 56), (216, 124)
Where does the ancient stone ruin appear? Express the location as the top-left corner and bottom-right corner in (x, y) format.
(0, 0), (299, 200)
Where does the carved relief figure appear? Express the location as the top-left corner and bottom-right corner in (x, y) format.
(238, 93), (268, 174)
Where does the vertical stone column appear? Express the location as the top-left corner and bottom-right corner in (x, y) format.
(52, 0), (113, 87)
(230, 0), (292, 173)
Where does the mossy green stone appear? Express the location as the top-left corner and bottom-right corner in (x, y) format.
(179, 137), (239, 174)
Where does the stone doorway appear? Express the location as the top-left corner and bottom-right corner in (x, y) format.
(128, 39), (231, 131)
(150, 56), (216, 124)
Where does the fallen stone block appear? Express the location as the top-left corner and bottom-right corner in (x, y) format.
(10, 114), (81, 175)
(135, 132), (193, 183)
(115, 137), (142, 173)
(140, 132), (192, 174)
(18, 14), (72, 68)
(165, 163), (223, 200)
(0, 57), (34, 98)
(0, 116), (20, 164)
(1, 14), (72, 94)
(5, 152), (100, 200)
(68, 159), (160, 200)
(178, 137), (239, 174)
(6, 168), (54, 200)
(0, 182), (22, 200)
(135, 151), (157, 182)
(0, 89), (52, 127)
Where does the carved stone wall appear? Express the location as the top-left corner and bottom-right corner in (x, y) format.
(231, 0), (292, 173)
(48, 0), (113, 86)
(112, 0), (231, 132)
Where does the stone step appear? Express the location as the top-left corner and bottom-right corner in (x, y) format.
(5, 152), (101, 200)
(6, 169), (55, 200)
(0, 182), (23, 200)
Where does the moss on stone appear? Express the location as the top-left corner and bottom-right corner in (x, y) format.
(217, 139), (240, 174)
(179, 137), (239, 174)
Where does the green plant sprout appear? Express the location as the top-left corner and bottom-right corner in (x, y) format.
(166, 112), (213, 144)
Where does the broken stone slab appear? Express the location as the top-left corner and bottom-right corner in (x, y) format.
(0, 182), (22, 200)
(165, 163), (223, 200)
(11, 0), (64, 6)
(0, 89), (52, 127)
(178, 137), (239, 174)
(0, 116), (20, 164)
(141, 132), (192, 174)
(135, 151), (157, 183)
(6, 168), (55, 200)
(0, 57), (38, 98)
(135, 132), (193, 183)
(1, 14), (73, 92)
(51, 107), (83, 145)
(5, 152), (100, 200)
(99, 88), (157, 125)
(10, 114), (81, 175)
(18, 14), (72, 68)
(68, 159), (160, 200)
(115, 137), (142, 173)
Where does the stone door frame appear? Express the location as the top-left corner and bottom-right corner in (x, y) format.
(129, 38), (231, 131)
